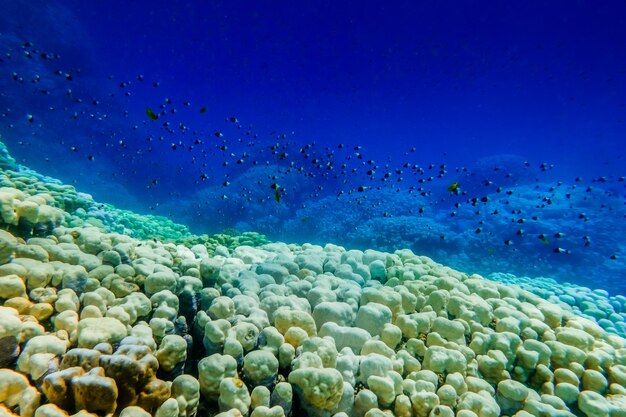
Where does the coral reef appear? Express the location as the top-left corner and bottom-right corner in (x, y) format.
(0, 218), (625, 416)
(164, 161), (626, 295)
(1, 150), (626, 417)
(0, 166), (269, 255)
(488, 273), (626, 338)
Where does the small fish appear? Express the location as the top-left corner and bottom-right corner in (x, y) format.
(538, 234), (549, 244)
(199, 107), (207, 113)
(553, 247), (570, 255)
(504, 240), (513, 246)
(146, 107), (158, 121)
(447, 182), (459, 193)
(271, 183), (281, 203)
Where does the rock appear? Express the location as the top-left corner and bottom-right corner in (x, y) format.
(0, 336), (19, 368)
(33, 404), (70, 417)
(0, 369), (41, 417)
(288, 368), (343, 411)
(0, 275), (26, 299)
(578, 390), (610, 417)
(76, 317), (127, 348)
(218, 378), (251, 415)
(136, 378), (171, 412)
(155, 334), (187, 378)
(42, 367), (85, 409)
(243, 350), (279, 388)
(496, 379), (529, 414)
(118, 406), (151, 417)
(71, 367), (118, 415)
(355, 303), (392, 337)
(171, 375), (200, 417)
(17, 334), (68, 380)
(198, 353), (238, 400)
(99, 344), (159, 410)
(0, 230), (17, 265)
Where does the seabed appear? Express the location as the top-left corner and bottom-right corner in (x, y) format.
(0, 144), (625, 417)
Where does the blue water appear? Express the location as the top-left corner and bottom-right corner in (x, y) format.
(0, 0), (624, 293)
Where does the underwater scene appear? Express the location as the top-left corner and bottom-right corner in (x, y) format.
(0, 0), (625, 416)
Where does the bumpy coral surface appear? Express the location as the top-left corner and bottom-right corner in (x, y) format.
(1, 168), (626, 417)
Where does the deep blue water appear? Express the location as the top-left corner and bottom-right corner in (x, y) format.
(0, 0), (625, 293)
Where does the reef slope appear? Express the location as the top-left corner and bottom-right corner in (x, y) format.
(0, 151), (625, 417)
